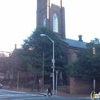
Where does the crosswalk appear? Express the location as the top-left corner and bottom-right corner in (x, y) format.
(0, 89), (47, 100)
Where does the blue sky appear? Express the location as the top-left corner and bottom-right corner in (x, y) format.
(0, 0), (100, 51)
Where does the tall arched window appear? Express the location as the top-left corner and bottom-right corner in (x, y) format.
(53, 13), (58, 32)
(43, 14), (46, 27)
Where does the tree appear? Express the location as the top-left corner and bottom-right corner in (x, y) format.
(19, 27), (67, 90)
(67, 38), (100, 79)
(0, 57), (9, 72)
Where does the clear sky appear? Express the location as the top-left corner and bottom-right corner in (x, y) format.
(0, 0), (100, 51)
(0, 0), (36, 51)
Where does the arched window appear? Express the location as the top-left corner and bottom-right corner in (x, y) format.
(43, 14), (46, 27)
(53, 13), (58, 32)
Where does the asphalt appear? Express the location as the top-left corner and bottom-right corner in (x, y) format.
(3, 85), (90, 98)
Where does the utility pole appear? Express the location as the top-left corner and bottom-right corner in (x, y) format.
(92, 47), (96, 91)
(42, 51), (44, 92)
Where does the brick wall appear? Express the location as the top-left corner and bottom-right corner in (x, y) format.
(58, 86), (70, 93)
(94, 79), (100, 93)
(44, 77), (100, 94)
(70, 77), (93, 94)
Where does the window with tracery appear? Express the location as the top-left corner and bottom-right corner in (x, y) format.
(43, 14), (46, 27)
(53, 13), (58, 32)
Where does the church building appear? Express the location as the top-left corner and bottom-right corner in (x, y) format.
(36, 0), (86, 65)
(36, 0), (93, 94)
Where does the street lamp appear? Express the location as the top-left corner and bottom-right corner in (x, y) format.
(42, 51), (44, 92)
(40, 34), (55, 95)
(92, 47), (96, 91)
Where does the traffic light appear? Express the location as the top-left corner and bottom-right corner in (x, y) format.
(92, 47), (96, 54)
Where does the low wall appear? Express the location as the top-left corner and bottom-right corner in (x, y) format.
(35, 77), (100, 94)
(57, 77), (93, 94)
(94, 79), (100, 93)
(58, 86), (70, 93)
(70, 77), (94, 94)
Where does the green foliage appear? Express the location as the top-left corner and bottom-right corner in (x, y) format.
(67, 38), (100, 79)
(19, 27), (67, 75)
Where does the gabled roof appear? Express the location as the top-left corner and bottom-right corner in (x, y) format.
(61, 38), (87, 48)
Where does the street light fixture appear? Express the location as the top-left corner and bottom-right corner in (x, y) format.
(40, 34), (55, 95)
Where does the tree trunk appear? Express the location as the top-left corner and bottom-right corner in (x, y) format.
(31, 74), (37, 91)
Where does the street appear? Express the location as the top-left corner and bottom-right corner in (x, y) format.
(0, 89), (91, 100)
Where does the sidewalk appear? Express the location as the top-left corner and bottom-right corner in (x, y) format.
(3, 85), (90, 98)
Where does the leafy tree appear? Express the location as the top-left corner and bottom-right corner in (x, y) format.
(19, 27), (67, 90)
(8, 49), (27, 76)
(0, 57), (10, 72)
(67, 38), (100, 79)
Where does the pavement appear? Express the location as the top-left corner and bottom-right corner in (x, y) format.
(3, 85), (90, 98)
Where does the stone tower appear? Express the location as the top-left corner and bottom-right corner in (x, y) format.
(36, 0), (66, 39)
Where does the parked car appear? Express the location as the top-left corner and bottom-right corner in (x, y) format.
(0, 83), (3, 88)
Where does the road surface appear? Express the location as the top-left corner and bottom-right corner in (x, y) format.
(0, 89), (91, 100)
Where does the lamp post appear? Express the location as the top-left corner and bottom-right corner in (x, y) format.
(92, 47), (96, 91)
(42, 51), (44, 92)
(40, 34), (55, 95)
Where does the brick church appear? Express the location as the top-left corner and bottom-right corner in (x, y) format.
(36, 0), (86, 63)
(36, 0), (98, 94)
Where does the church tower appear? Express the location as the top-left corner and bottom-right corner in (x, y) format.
(36, 0), (66, 39)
